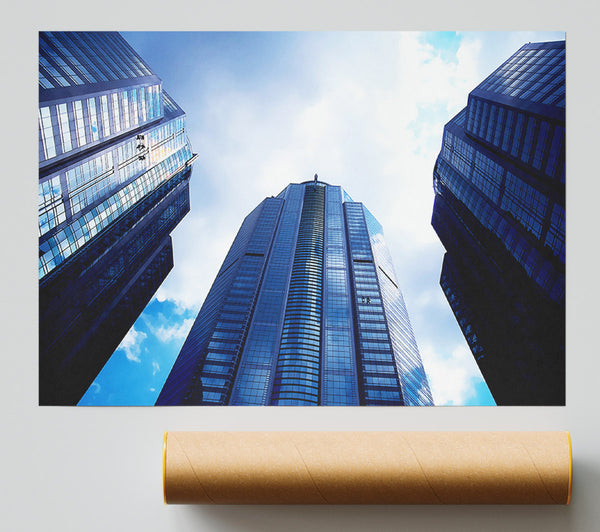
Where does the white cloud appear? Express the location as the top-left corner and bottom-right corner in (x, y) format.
(118, 326), (147, 363)
(419, 343), (486, 405)
(152, 361), (160, 376)
(150, 318), (195, 344)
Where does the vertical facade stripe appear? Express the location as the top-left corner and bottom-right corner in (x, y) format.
(270, 184), (325, 405)
(344, 202), (405, 406)
(156, 199), (283, 405)
(229, 185), (304, 405)
(320, 186), (359, 405)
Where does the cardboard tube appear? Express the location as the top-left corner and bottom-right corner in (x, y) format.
(163, 431), (572, 505)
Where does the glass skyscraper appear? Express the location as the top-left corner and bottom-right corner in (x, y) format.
(38, 32), (196, 405)
(157, 178), (433, 406)
(431, 41), (565, 405)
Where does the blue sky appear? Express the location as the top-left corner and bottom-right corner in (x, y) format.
(79, 31), (565, 406)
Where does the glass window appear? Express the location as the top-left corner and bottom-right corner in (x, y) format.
(39, 106), (56, 159)
(100, 95), (110, 137)
(111, 92), (121, 133)
(39, 55), (69, 87)
(87, 98), (99, 142)
(130, 89), (138, 126)
(73, 100), (86, 147)
(139, 87), (147, 122)
(57, 103), (72, 153)
(38, 176), (65, 236)
(122, 91), (130, 130)
(39, 72), (54, 89)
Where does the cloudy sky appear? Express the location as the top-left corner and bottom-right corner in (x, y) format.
(79, 30), (565, 406)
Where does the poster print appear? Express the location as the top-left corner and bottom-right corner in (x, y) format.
(38, 31), (565, 406)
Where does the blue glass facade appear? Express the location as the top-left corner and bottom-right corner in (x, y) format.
(157, 180), (433, 406)
(39, 32), (196, 405)
(431, 41), (565, 405)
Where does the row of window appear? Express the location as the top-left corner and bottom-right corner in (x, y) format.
(444, 127), (558, 239)
(444, 120), (564, 255)
(197, 254), (269, 403)
(478, 44), (565, 107)
(39, 143), (192, 278)
(38, 177), (65, 237)
(465, 100), (564, 180)
(39, 84), (162, 162)
(39, 32), (153, 89)
(436, 159), (564, 301)
(545, 204), (565, 263)
(444, 131), (502, 203)
(501, 172), (549, 239)
(39, 118), (185, 239)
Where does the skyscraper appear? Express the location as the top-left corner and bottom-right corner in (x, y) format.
(157, 178), (433, 406)
(431, 41), (565, 405)
(38, 32), (196, 405)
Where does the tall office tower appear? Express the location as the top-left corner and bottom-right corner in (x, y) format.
(38, 32), (196, 405)
(157, 178), (433, 406)
(431, 41), (565, 405)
